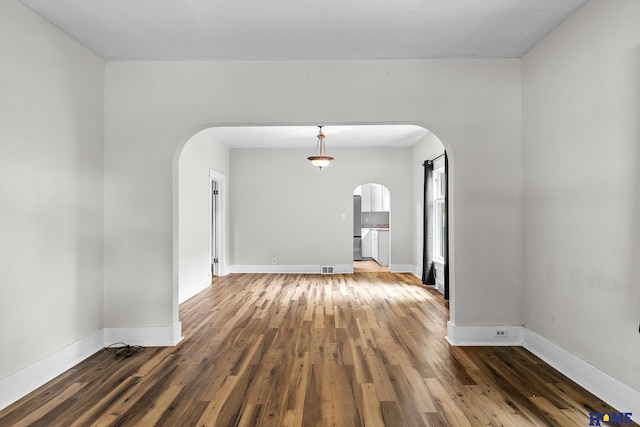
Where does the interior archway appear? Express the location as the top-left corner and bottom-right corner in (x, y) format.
(174, 123), (452, 330)
(353, 182), (391, 273)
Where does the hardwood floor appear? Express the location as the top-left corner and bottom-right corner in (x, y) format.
(0, 272), (634, 426)
(353, 260), (389, 273)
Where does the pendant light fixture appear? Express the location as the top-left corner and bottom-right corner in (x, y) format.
(307, 126), (334, 170)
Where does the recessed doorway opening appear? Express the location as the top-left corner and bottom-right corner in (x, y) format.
(353, 183), (390, 273)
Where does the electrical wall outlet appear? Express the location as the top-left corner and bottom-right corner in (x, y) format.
(272, 258), (277, 264)
(494, 328), (507, 338)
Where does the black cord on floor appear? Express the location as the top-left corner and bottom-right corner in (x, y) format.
(105, 342), (145, 359)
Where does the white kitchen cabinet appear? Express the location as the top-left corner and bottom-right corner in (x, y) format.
(361, 184), (372, 212)
(381, 187), (390, 211)
(360, 183), (390, 212)
(361, 229), (372, 258)
(371, 230), (378, 260)
(377, 230), (389, 267)
(371, 229), (389, 267)
(369, 184), (380, 211)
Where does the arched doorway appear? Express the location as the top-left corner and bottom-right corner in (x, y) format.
(353, 183), (391, 273)
(173, 123), (454, 335)
(177, 129), (229, 304)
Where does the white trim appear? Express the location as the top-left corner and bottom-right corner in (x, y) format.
(179, 275), (212, 303)
(230, 264), (353, 274)
(2, 322), (637, 422)
(523, 329), (640, 423)
(209, 170), (228, 277)
(172, 321), (183, 345)
(0, 324), (184, 411)
(445, 321), (524, 346)
(389, 263), (414, 273)
(230, 265), (320, 274)
(411, 265), (422, 279)
(231, 264), (430, 276)
(445, 324), (640, 421)
(104, 323), (182, 348)
(0, 330), (104, 410)
(333, 264), (353, 274)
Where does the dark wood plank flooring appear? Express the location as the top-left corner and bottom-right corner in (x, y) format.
(0, 272), (634, 426)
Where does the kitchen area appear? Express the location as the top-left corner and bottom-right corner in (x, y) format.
(353, 183), (390, 269)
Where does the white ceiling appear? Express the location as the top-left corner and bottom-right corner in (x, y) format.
(19, 0), (587, 147)
(206, 125), (430, 148)
(20, 0), (588, 60)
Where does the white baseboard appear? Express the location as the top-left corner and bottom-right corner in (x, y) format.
(230, 264), (422, 275)
(446, 321), (524, 346)
(445, 323), (639, 421)
(216, 264), (230, 277)
(523, 329), (640, 423)
(229, 264), (353, 274)
(333, 264), (354, 274)
(389, 264), (414, 273)
(0, 322), (183, 411)
(0, 329), (104, 410)
(1, 321), (637, 424)
(411, 265), (422, 279)
(179, 277), (212, 303)
(104, 322), (182, 348)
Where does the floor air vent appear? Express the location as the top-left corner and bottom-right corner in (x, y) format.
(321, 266), (335, 275)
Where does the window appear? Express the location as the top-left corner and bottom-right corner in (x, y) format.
(433, 165), (446, 262)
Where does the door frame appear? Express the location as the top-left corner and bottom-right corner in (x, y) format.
(209, 169), (228, 277)
(353, 182), (391, 271)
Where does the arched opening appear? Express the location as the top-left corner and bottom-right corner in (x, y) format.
(176, 129), (229, 305)
(173, 123), (453, 332)
(353, 183), (391, 273)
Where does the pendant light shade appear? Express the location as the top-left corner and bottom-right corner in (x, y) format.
(307, 126), (334, 169)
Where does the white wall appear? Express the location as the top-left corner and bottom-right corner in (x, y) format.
(178, 131), (229, 302)
(0, 0), (104, 379)
(523, 0), (640, 391)
(411, 132), (446, 277)
(229, 147), (412, 271)
(103, 58), (523, 335)
(5, 0), (638, 410)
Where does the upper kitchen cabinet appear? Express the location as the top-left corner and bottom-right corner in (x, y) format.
(360, 184), (371, 211)
(360, 183), (390, 212)
(382, 186), (390, 211)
